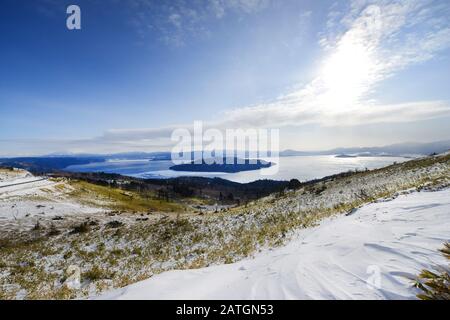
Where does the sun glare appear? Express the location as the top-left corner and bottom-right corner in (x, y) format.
(319, 39), (376, 112)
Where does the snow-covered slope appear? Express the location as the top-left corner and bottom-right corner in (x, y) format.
(99, 189), (450, 300)
(0, 169), (105, 230)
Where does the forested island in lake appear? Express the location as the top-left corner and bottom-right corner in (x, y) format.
(170, 157), (273, 173)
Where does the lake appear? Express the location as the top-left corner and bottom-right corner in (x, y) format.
(65, 155), (411, 183)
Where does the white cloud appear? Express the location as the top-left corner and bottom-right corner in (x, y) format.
(219, 0), (450, 129)
(4, 0), (450, 155)
(144, 0), (450, 132)
(168, 13), (182, 28)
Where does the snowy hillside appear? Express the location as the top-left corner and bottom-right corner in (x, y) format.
(100, 188), (450, 300)
(0, 154), (448, 299)
(0, 168), (107, 234)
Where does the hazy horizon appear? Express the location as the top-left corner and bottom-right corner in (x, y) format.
(1, 138), (449, 158)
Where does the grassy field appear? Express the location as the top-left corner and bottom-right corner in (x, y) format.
(68, 180), (185, 213)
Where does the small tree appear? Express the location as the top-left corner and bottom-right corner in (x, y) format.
(288, 179), (301, 190)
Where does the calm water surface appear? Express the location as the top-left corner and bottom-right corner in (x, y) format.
(66, 155), (410, 183)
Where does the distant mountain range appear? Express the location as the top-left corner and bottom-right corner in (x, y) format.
(280, 140), (450, 157)
(39, 139), (450, 159)
(1, 140), (449, 173)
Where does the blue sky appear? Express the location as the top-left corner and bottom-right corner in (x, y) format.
(1, 0), (450, 155)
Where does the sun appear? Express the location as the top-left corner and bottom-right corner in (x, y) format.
(319, 39), (376, 112)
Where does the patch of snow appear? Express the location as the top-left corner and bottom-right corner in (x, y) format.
(0, 170), (104, 228)
(98, 189), (450, 300)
